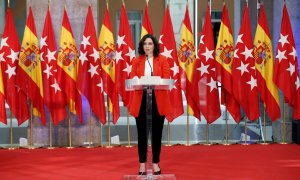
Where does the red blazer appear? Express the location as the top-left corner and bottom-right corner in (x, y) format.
(128, 55), (172, 117)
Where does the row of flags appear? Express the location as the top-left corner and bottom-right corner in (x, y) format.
(0, 1), (299, 127)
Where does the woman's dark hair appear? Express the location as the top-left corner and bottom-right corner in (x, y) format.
(138, 34), (160, 57)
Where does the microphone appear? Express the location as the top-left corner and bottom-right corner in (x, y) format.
(146, 55), (153, 76)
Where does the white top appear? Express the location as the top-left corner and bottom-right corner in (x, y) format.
(144, 57), (153, 76)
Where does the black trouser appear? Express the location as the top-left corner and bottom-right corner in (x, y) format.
(136, 90), (165, 163)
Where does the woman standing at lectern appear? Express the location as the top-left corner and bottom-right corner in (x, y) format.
(129, 34), (172, 175)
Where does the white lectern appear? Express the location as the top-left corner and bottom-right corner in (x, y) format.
(124, 76), (176, 180)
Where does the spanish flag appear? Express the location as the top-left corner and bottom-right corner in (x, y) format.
(215, 4), (241, 122)
(140, 0), (153, 38)
(57, 7), (82, 123)
(0, 66), (6, 124)
(178, 4), (199, 120)
(17, 7), (46, 125)
(98, 4), (120, 124)
(254, 4), (280, 121)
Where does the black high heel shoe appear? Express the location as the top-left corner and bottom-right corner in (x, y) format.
(153, 164), (161, 175)
(153, 170), (161, 175)
(138, 171), (146, 175)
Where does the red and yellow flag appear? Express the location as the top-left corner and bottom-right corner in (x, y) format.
(0, 66), (6, 124)
(140, 1), (153, 38)
(254, 4), (280, 121)
(0, 7), (29, 125)
(77, 6), (106, 124)
(17, 7), (46, 125)
(98, 4), (120, 124)
(57, 7), (82, 123)
(178, 4), (199, 120)
(215, 4), (241, 123)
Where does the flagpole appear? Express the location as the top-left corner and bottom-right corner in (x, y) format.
(241, 117), (250, 145)
(259, 109), (270, 145)
(66, 110), (74, 149)
(7, 112), (18, 150)
(166, 121), (171, 146)
(185, 106), (190, 146)
(194, 0), (198, 54)
(279, 103), (288, 144)
(46, 117), (54, 149)
(222, 92), (231, 146)
(125, 110), (133, 147)
(203, 122), (212, 146)
(98, 123), (102, 147)
(28, 101), (35, 149)
(86, 108), (94, 148)
(105, 96), (113, 148)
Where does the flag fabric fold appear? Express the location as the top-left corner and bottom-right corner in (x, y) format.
(77, 6), (106, 124)
(140, 2), (153, 38)
(232, 4), (260, 121)
(115, 4), (135, 109)
(160, 4), (184, 122)
(98, 4), (120, 124)
(40, 7), (66, 125)
(274, 4), (300, 119)
(178, 5), (200, 120)
(57, 7), (82, 123)
(215, 4), (241, 123)
(0, 7), (29, 125)
(253, 4), (280, 121)
(0, 66), (6, 124)
(16, 7), (46, 125)
(192, 5), (221, 124)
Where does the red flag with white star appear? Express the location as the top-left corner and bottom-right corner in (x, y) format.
(191, 5), (221, 124)
(160, 4), (184, 122)
(274, 4), (300, 119)
(232, 4), (260, 121)
(77, 6), (106, 124)
(40, 7), (67, 125)
(0, 7), (29, 125)
(115, 3), (135, 109)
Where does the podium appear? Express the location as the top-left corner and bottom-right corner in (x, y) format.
(124, 76), (176, 180)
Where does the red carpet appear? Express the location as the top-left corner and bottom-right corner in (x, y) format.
(0, 144), (300, 179)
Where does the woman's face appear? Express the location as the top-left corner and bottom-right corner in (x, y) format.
(143, 38), (154, 57)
